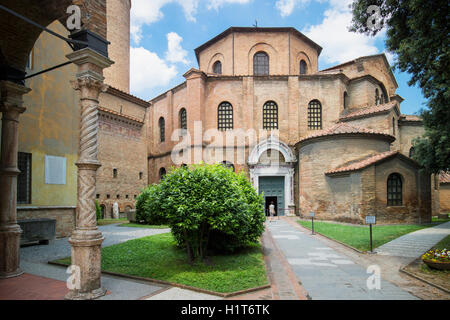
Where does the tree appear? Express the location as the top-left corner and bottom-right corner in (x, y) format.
(350, 0), (449, 173)
(135, 164), (265, 263)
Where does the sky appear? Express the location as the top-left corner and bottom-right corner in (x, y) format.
(129, 0), (427, 115)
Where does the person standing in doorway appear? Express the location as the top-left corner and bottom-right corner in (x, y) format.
(269, 201), (276, 222)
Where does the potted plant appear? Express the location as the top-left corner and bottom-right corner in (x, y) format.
(421, 249), (450, 270)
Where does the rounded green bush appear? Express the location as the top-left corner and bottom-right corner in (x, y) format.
(135, 164), (265, 262)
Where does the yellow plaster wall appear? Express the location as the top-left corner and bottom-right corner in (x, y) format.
(18, 20), (79, 207)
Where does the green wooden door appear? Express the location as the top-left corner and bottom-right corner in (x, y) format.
(259, 176), (285, 216)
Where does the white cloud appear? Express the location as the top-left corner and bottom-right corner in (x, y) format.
(130, 0), (199, 44)
(165, 32), (189, 64)
(207, 0), (252, 10)
(301, 0), (382, 65)
(384, 51), (396, 66)
(130, 47), (177, 94)
(275, 0), (317, 17)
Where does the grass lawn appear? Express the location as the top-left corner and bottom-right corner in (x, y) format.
(433, 235), (450, 250)
(97, 218), (128, 226)
(298, 220), (441, 252)
(118, 223), (169, 229)
(54, 233), (267, 293)
(432, 215), (450, 223)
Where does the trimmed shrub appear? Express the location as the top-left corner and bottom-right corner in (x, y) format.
(135, 164), (265, 262)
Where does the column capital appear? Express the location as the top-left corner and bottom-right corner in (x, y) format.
(0, 81), (31, 116)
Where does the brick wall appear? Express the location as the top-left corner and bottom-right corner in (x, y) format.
(17, 207), (76, 238)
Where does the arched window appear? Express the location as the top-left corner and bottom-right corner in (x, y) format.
(221, 161), (235, 172)
(213, 61), (222, 74)
(253, 51), (269, 76)
(375, 88), (380, 105)
(263, 101), (278, 130)
(179, 108), (187, 130)
(159, 168), (166, 181)
(387, 173), (402, 206)
(159, 117), (165, 142)
(344, 91), (349, 109)
(409, 147), (415, 158)
(392, 117), (396, 135)
(308, 100), (322, 130)
(218, 102), (233, 131)
(300, 60), (307, 75)
(113, 168), (117, 178)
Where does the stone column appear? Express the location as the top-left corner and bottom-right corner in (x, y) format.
(65, 48), (113, 300)
(0, 81), (31, 278)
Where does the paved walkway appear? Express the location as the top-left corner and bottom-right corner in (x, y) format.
(13, 224), (219, 300)
(375, 221), (450, 259)
(267, 219), (418, 300)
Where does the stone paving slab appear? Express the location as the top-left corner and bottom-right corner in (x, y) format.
(375, 222), (450, 258)
(145, 287), (221, 300)
(267, 220), (419, 300)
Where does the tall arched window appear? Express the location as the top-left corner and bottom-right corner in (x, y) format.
(308, 100), (322, 130)
(392, 117), (396, 135)
(344, 91), (349, 109)
(253, 51), (269, 76)
(387, 173), (402, 206)
(213, 61), (222, 74)
(300, 60), (307, 75)
(179, 108), (187, 130)
(375, 88), (380, 105)
(218, 102), (233, 131)
(263, 101), (278, 130)
(159, 168), (166, 181)
(409, 147), (415, 158)
(159, 117), (165, 142)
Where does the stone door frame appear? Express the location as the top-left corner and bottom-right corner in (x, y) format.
(248, 135), (296, 216)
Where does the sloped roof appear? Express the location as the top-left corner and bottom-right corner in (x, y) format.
(339, 101), (398, 121)
(319, 53), (398, 88)
(296, 123), (395, 145)
(440, 172), (450, 184)
(98, 106), (144, 124)
(194, 27), (323, 64)
(399, 114), (422, 122)
(326, 151), (399, 175)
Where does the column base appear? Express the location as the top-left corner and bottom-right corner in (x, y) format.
(66, 232), (105, 300)
(0, 225), (23, 279)
(65, 287), (106, 300)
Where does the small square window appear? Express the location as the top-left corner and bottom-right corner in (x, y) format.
(107, 194), (110, 199)
(96, 194), (100, 199)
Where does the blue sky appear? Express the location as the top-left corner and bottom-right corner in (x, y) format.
(129, 0), (427, 115)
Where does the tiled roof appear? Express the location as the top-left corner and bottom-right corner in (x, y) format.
(326, 151), (399, 175)
(339, 102), (397, 121)
(440, 172), (450, 184)
(98, 106), (144, 124)
(399, 114), (422, 122)
(297, 123), (395, 144)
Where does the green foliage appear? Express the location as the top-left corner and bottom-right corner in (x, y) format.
(350, 0), (450, 173)
(136, 164), (265, 262)
(95, 200), (102, 221)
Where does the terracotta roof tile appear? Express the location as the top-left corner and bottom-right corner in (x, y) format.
(339, 101), (397, 121)
(297, 123), (395, 144)
(399, 114), (422, 122)
(326, 151), (399, 175)
(440, 171), (450, 184)
(98, 106), (144, 124)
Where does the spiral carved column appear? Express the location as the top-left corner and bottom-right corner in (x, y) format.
(65, 48), (113, 300)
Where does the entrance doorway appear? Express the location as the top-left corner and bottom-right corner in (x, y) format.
(259, 176), (285, 216)
(265, 196), (278, 217)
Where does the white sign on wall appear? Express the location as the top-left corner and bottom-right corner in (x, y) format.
(45, 155), (67, 185)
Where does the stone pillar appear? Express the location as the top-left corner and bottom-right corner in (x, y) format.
(65, 48), (113, 300)
(0, 81), (31, 278)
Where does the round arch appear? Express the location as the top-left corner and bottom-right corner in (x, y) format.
(247, 42), (278, 75)
(248, 134), (296, 165)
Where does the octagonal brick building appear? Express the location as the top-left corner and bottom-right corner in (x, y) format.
(147, 27), (436, 224)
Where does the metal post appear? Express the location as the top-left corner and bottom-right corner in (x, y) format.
(369, 224), (373, 253)
(311, 217), (315, 235)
